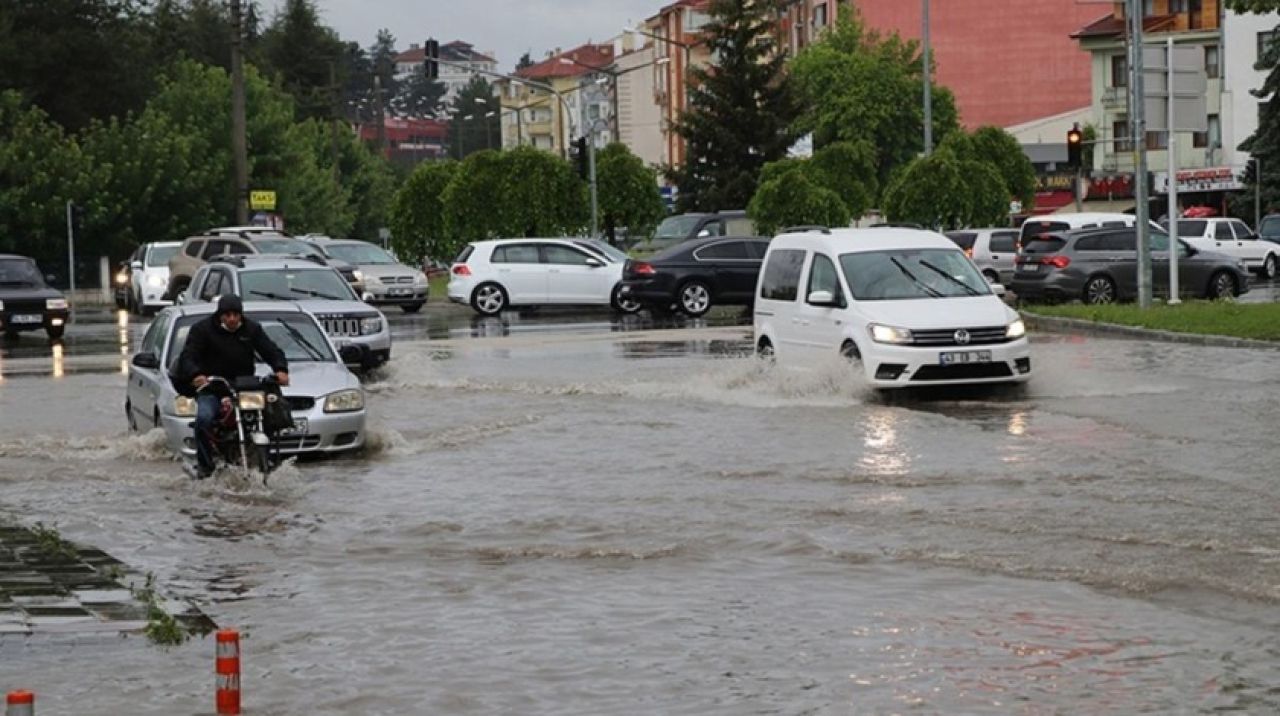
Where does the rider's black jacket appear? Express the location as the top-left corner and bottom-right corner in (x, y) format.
(171, 314), (288, 397)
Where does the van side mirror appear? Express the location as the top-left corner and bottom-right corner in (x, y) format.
(806, 290), (837, 306)
(989, 283), (1007, 297)
(130, 260), (143, 270)
(584, 257), (604, 268)
(361, 291), (375, 302)
(131, 352), (160, 370)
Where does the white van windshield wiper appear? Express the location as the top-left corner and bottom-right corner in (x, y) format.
(889, 257), (943, 298)
(918, 260), (982, 296)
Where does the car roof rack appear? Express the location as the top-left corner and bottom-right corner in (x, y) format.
(207, 254), (247, 267)
(782, 225), (830, 234)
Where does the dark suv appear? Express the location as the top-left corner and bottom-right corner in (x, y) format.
(1011, 227), (1250, 304)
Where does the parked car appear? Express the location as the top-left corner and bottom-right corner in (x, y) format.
(619, 236), (771, 317)
(1010, 226), (1249, 304)
(123, 241), (182, 315)
(125, 302), (366, 459)
(167, 230), (363, 301)
(301, 238), (429, 313)
(184, 255), (392, 371)
(1258, 213), (1280, 244)
(448, 238), (642, 316)
(0, 254), (69, 340)
(1019, 212), (1136, 245)
(944, 228), (1021, 284)
(1159, 217), (1278, 279)
(753, 228), (1030, 389)
(629, 211), (755, 253)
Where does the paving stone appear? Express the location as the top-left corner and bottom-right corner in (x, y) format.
(12, 596), (80, 609)
(72, 588), (134, 604)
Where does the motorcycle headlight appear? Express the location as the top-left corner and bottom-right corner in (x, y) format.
(147, 274), (166, 288)
(174, 396), (197, 417)
(324, 389), (364, 413)
(360, 316), (383, 335)
(869, 323), (913, 345)
(46, 298), (68, 310)
(238, 391), (266, 410)
(1006, 319), (1026, 339)
(115, 271), (129, 285)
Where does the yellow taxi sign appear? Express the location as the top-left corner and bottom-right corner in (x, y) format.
(249, 190), (277, 210)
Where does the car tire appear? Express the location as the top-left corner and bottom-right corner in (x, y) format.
(677, 281), (712, 317)
(401, 303), (424, 314)
(610, 284), (642, 314)
(756, 337), (775, 361)
(471, 282), (508, 316)
(1263, 254), (1278, 280)
(982, 269), (999, 284)
(46, 325), (65, 341)
(1082, 275), (1117, 304)
(1207, 270), (1238, 300)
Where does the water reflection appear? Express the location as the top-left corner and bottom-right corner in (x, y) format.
(859, 409), (911, 475)
(117, 309), (131, 375)
(1006, 410), (1028, 437)
(51, 342), (64, 378)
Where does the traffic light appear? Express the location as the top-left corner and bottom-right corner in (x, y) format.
(424, 38), (440, 80)
(1066, 125), (1083, 168)
(572, 136), (589, 179)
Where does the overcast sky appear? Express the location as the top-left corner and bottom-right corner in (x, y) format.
(262, 0), (662, 70)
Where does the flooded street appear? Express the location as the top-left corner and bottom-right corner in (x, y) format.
(2, 308), (1280, 713)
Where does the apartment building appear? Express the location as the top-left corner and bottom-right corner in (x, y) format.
(499, 44), (616, 155)
(394, 41), (498, 106)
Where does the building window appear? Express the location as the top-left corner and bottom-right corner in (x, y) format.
(1146, 131), (1167, 150)
(1259, 31), (1278, 62)
(1205, 45), (1219, 79)
(1113, 116), (1132, 153)
(814, 2), (828, 28)
(685, 10), (709, 32)
(1111, 55), (1128, 88)
(1194, 114), (1221, 148)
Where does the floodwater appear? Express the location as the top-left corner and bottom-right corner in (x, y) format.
(1, 308), (1279, 713)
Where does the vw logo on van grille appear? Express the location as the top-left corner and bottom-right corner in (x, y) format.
(953, 329), (971, 345)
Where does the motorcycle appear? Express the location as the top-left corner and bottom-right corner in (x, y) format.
(194, 375), (292, 478)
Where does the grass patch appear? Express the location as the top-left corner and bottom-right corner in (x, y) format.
(428, 275), (449, 301)
(30, 522), (78, 561)
(1026, 301), (1280, 341)
(130, 572), (189, 646)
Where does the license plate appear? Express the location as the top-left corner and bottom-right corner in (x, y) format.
(1018, 264), (1040, 273)
(389, 287), (411, 296)
(940, 350), (992, 365)
(279, 419), (308, 436)
(10, 314), (42, 324)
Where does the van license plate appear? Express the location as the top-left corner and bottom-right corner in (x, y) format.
(940, 351), (992, 365)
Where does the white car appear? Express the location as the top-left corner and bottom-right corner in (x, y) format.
(125, 302), (367, 458)
(943, 228), (1020, 284)
(753, 228), (1031, 389)
(126, 241), (182, 315)
(1164, 217), (1278, 279)
(448, 238), (641, 316)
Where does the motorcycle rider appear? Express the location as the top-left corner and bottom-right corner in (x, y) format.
(173, 295), (290, 478)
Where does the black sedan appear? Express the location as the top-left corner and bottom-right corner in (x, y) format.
(0, 254), (69, 340)
(620, 237), (769, 317)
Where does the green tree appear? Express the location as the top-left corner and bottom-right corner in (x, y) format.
(1226, 0), (1280, 218)
(806, 140), (878, 219)
(448, 77), (500, 159)
(748, 172), (850, 236)
(966, 126), (1035, 209)
(882, 149), (1008, 230)
(368, 28), (400, 98)
(338, 133), (398, 240)
(669, 0), (800, 212)
(399, 64), (448, 118)
(496, 146), (588, 237)
(389, 160), (458, 263)
(790, 5), (960, 196)
(595, 143), (664, 245)
(442, 150), (510, 246)
(258, 0), (345, 121)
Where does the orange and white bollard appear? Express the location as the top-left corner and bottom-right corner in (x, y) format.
(5, 690), (34, 716)
(215, 629), (241, 715)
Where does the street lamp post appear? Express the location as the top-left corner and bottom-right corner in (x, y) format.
(559, 55), (671, 146)
(1252, 156), (1263, 230)
(432, 56), (576, 157)
(922, 0), (933, 155)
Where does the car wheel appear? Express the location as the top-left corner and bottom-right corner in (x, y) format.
(1082, 275), (1117, 304)
(982, 269), (999, 284)
(401, 303), (424, 314)
(1263, 254), (1278, 280)
(1208, 270), (1238, 300)
(678, 281), (712, 317)
(841, 340), (862, 364)
(46, 325), (65, 341)
(470, 282), (507, 316)
(756, 337), (775, 361)
(611, 285), (642, 314)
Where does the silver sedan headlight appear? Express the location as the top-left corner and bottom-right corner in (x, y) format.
(360, 316), (383, 335)
(869, 323), (913, 345)
(324, 389), (364, 413)
(1006, 319), (1026, 339)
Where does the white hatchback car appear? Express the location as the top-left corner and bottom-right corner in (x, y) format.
(126, 241), (182, 315)
(1163, 217), (1278, 279)
(754, 228), (1031, 389)
(448, 238), (641, 316)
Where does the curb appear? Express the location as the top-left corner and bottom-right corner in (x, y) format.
(1020, 311), (1280, 351)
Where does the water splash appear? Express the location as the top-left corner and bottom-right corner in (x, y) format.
(0, 428), (174, 462)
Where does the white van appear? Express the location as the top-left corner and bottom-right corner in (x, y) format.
(753, 228), (1031, 389)
(1019, 212), (1135, 245)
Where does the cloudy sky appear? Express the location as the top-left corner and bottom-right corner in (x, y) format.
(263, 0), (663, 69)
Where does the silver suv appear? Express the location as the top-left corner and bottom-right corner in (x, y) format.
(167, 230), (363, 300)
(184, 255), (392, 371)
(303, 237), (428, 313)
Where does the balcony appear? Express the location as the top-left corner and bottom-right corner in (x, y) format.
(1101, 86), (1127, 109)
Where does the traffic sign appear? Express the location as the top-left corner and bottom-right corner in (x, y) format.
(249, 190), (277, 211)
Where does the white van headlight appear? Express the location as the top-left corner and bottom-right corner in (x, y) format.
(1006, 319), (1026, 339)
(147, 274), (166, 288)
(869, 323), (913, 345)
(324, 389), (364, 413)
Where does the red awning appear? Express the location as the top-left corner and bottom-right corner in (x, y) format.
(1032, 190), (1076, 213)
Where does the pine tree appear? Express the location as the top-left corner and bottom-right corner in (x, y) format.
(1228, 0), (1280, 217)
(669, 0), (800, 212)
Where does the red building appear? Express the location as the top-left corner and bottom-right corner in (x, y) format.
(785, 1), (1103, 129)
(357, 117), (450, 165)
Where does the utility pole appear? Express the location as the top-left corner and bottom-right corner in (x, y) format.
(374, 74), (386, 155)
(65, 201), (75, 321)
(329, 61), (341, 186)
(1166, 36), (1181, 304)
(230, 0), (249, 225)
(922, 0), (933, 155)
(1130, 0), (1152, 309)
(588, 135), (598, 239)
